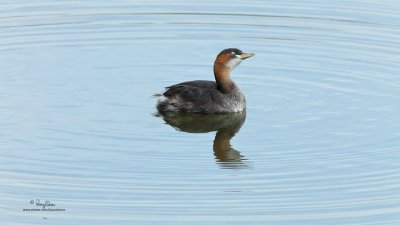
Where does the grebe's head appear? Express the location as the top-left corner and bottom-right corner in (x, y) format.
(215, 48), (254, 71)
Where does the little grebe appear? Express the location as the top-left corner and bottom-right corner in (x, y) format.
(156, 48), (254, 113)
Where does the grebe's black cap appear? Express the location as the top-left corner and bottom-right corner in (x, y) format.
(218, 48), (243, 56)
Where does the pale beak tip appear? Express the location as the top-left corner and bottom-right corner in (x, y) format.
(241, 53), (254, 59)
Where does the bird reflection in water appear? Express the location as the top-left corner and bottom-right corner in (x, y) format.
(155, 111), (248, 169)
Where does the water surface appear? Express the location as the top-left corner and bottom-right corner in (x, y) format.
(1, 0), (400, 224)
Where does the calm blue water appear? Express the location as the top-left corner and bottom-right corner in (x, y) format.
(1, 0), (400, 224)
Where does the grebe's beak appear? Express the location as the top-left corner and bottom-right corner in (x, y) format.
(239, 53), (254, 60)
